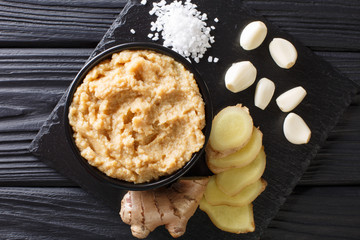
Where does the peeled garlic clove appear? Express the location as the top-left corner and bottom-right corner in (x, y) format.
(276, 86), (307, 112)
(283, 113), (311, 144)
(240, 21), (267, 50)
(225, 61), (257, 93)
(269, 38), (297, 69)
(254, 78), (275, 110)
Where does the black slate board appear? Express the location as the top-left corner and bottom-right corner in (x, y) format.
(29, 0), (359, 239)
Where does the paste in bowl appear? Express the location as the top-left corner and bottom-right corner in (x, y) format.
(68, 50), (205, 183)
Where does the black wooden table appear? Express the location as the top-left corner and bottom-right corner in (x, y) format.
(0, 0), (359, 239)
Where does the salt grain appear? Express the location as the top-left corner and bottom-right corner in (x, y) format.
(148, 0), (215, 62)
(208, 56), (213, 62)
(213, 57), (219, 63)
(130, 29), (136, 34)
(140, 0), (147, 5)
(214, 18), (219, 22)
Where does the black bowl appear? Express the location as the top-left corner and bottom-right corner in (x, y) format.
(64, 42), (213, 191)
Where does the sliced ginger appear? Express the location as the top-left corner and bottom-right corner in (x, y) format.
(207, 127), (263, 172)
(206, 161), (231, 174)
(209, 105), (253, 154)
(216, 148), (266, 196)
(204, 176), (267, 207)
(199, 197), (255, 234)
(202, 104), (267, 234)
(120, 178), (209, 239)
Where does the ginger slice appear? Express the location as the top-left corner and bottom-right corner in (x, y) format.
(207, 127), (263, 171)
(206, 160), (232, 174)
(216, 148), (266, 196)
(120, 177), (209, 239)
(208, 104), (253, 154)
(204, 176), (267, 207)
(199, 197), (255, 234)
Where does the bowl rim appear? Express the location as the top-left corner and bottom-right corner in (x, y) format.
(63, 42), (213, 191)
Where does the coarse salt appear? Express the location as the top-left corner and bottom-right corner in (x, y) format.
(148, 0), (215, 63)
(130, 29), (136, 34)
(141, 0), (147, 5)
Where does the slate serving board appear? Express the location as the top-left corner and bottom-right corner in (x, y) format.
(29, 0), (359, 239)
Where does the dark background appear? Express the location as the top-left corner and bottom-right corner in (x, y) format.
(0, 0), (359, 239)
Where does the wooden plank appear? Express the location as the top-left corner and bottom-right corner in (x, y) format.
(0, 0), (359, 50)
(0, 48), (90, 186)
(0, 187), (124, 239)
(0, 48), (359, 186)
(0, 0), (126, 47)
(263, 186), (360, 240)
(0, 186), (358, 239)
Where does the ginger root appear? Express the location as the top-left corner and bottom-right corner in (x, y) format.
(120, 177), (209, 239)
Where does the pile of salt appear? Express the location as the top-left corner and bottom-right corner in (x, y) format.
(148, 0), (216, 63)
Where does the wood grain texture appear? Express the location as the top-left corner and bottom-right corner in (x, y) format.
(263, 186), (360, 240)
(0, 186), (358, 240)
(0, 0), (359, 50)
(0, 49), (359, 186)
(0, 187), (124, 239)
(0, 0), (127, 47)
(0, 48), (90, 186)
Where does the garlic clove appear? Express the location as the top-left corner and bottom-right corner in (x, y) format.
(225, 61), (257, 93)
(276, 86), (307, 112)
(254, 78), (275, 110)
(240, 21), (267, 50)
(283, 113), (311, 144)
(269, 38), (297, 69)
